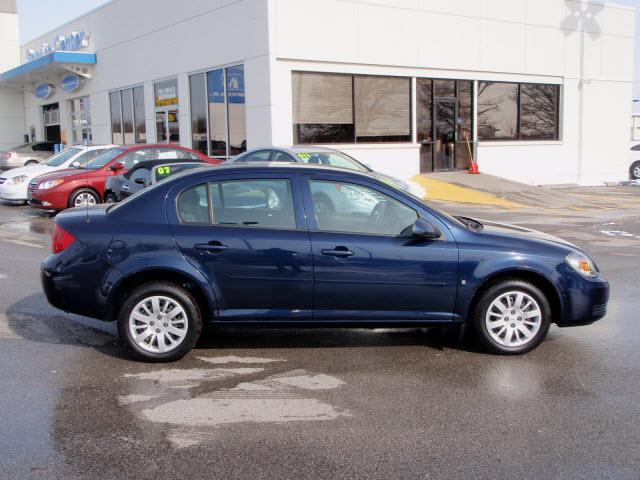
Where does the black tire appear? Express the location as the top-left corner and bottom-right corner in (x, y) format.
(69, 188), (99, 208)
(630, 161), (640, 180)
(117, 282), (202, 362)
(24, 160), (38, 166)
(104, 192), (117, 203)
(312, 194), (335, 215)
(472, 279), (551, 355)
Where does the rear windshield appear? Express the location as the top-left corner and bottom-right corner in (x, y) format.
(81, 147), (125, 169)
(44, 148), (82, 167)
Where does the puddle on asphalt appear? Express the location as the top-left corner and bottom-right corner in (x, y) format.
(120, 356), (351, 448)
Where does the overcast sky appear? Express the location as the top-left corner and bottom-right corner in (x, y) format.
(16, 0), (640, 102)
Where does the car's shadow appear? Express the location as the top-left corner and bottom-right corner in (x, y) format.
(5, 293), (482, 360)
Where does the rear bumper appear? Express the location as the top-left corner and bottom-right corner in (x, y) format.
(557, 274), (609, 327)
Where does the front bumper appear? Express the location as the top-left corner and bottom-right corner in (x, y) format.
(0, 182), (28, 201)
(558, 273), (610, 327)
(28, 188), (58, 209)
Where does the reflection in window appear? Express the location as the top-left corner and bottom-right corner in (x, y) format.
(292, 72), (354, 144)
(354, 76), (411, 142)
(211, 179), (295, 229)
(178, 184), (210, 224)
(226, 65), (246, 156)
(309, 180), (417, 236)
(434, 79), (455, 97)
(189, 73), (207, 156)
(122, 88), (134, 145)
(520, 84), (559, 140)
(110, 92), (123, 144)
(133, 86), (146, 143)
(477, 82), (518, 140)
(416, 78), (432, 143)
(71, 96), (92, 145)
(208, 69), (227, 156)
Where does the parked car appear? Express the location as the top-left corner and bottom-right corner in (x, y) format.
(630, 144), (640, 180)
(28, 144), (215, 210)
(41, 163), (609, 362)
(229, 146), (427, 198)
(0, 145), (116, 203)
(0, 141), (56, 170)
(104, 160), (207, 202)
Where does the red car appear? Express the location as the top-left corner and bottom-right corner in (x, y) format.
(28, 144), (218, 210)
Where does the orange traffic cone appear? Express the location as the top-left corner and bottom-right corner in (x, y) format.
(468, 161), (479, 174)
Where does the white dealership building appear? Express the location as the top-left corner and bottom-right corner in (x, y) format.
(0, 0), (634, 185)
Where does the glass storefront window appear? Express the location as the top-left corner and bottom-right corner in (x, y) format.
(133, 86), (146, 143)
(71, 96), (92, 145)
(122, 88), (134, 145)
(207, 69), (227, 156)
(520, 84), (559, 140)
(109, 92), (123, 144)
(154, 79), (179, 144)
(416, 78), (432, 143)
(354, 76), (411, 142)
(226, 64), (246, 156)
(477, 82), (519, 140)
(111, 86), (146, 145)
(189, 73), (207, 156)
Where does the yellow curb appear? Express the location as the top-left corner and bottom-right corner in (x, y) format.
(410, 175), (524, 209)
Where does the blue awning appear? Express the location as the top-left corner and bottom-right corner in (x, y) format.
(0, 52), (97, 86)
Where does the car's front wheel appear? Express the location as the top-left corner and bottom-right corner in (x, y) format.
(104, 192), (117, 203)
(472, 279), (551, 354)
(117, 282), (202, 362)
(630, 161), (640, 180)
(70, 188), (99, 208)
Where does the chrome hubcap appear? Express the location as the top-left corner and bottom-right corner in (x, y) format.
(634, 165), (640, 178)
(128, 295), (188, 354)
(485, 290), (542, 348)
(74, 192), (97, 207)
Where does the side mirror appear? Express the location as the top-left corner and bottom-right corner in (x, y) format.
(109, 162), (125, 171)
(134, 178), (147, 186)
(412, 218), (441, 239)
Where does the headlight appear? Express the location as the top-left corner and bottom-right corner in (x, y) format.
(565, 252), (598, 277)
(6, 175), (27, 185)
(38, 179), (65, 190)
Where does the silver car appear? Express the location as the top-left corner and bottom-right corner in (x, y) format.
(0, 141), (56, 170)
(228, 146), (426, 198)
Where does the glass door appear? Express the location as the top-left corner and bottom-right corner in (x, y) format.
(156, 110), (180, 144)
(433, 99), (456, 171)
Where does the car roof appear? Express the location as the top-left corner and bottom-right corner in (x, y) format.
(240, 145), (342, 155)
(120, 143), (195, 151)
(168, 161), (378, 182)
(69, 144), (118, 150)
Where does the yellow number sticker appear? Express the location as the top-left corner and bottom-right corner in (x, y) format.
(297, 152), (311, 160)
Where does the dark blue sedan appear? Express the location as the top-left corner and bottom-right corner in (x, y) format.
(41, 164), (609, 362)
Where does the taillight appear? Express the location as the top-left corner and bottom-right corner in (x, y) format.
(3, 152), (12, 159)
(51, 224), (76, 254)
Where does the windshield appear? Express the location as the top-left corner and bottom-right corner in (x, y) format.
(81, 147), (125, 169)
(44, 147), (82, 167)
(295, 151), (370, 172)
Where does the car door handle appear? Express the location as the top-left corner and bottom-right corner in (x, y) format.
(194, 241), (228, 253)
(321, 247), (354, 257)
(122, 185), (129, 191)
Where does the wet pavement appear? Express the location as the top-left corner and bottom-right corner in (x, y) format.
(1, 190), (639, 480)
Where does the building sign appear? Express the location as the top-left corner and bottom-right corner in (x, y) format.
(61, 75), (83, 92)
(26, 31), (90, 62)
(34, 83), (55, 99)
(154, 79), (178, 107)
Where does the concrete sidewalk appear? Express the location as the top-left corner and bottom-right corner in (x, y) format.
(412, 171), (640, 212)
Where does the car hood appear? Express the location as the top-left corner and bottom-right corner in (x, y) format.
(1, 164), (54, 179)
(31, 167), (85, 184)
(474, 218), (581, 252)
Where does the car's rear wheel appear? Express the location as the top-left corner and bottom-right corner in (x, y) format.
(630, 161), (640, 180)
(117, 282), (202, 362)
(472, 279), (551, 354)
(24, 160), (38, 166)
(70, 188), (99, 208)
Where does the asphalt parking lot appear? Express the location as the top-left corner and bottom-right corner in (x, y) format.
(1, 186), (639, 480)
